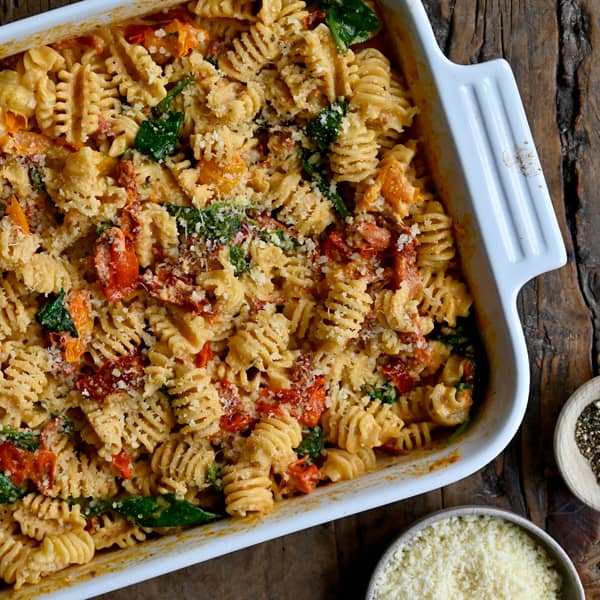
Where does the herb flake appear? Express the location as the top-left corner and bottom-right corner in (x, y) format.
(294, 426), (325, 462)
(0, 427), (40, 451)
(165, 202), (248, 244)
(361, 382), (398, 404)
(0, 473), (26, 504)
(301, 148), (349, 218)
(305, 100), (347, 152)
(229, 245), (251, 276)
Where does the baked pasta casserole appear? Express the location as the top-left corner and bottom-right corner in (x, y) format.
(0, 0), (481, 589)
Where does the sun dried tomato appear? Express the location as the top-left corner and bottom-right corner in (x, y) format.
(76, 354), (144, 402)
(111, 449), (133, 479)
(216, 380), (256, 434)
(220, 412), (256, 434)
(29, 449), (56, 494)
(382, 359), (414, 394)
(321, 230), (351, 262)
(257, 375), (326, 428)
(0, 442), (55, 493)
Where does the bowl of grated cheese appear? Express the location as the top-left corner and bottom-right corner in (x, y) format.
(366, 505), (584, 600)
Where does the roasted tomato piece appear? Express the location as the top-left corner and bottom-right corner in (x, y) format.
(94, 226), (139, 302)
(296, 376), (326, 427)
(392, 233), (420, 296)
(111, 449), (133, 479)
(216, 380), (256, 434)
(281, 456), (320, 495)
(195, 341), (213, 368)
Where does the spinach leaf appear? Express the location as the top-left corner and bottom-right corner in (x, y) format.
(319, 0), (380, 53)
(431, 318), (476, 358)
(77, 494), (222, 527)
(207, 464), (223, 493)
(447, 418), (470, 446)
(0, 427), (40, 451)
(205, 56), (218, 69)
(361, 382), (398, 404)
(28, 165), (47, 193)
(0, 473), (26, 504)
(258, 229), (299, 252)
(456, 382), (473, 392)
(305, 100), (347, 153)
(294, 426), (325, 462)
(301, 148), (349, 218)
(36, 289), (78, 337)
(134, 111), (184, 162)
(229, 245), (251, 276)
(165, 202), (248, 244)
(152, 74), (195, 118)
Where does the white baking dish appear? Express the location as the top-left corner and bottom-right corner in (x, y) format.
(0, 1), (566, 598)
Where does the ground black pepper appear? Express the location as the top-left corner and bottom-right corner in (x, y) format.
(575, 401), (600, 483)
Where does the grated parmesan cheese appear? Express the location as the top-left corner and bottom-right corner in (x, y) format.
(371, 515), (563, 600)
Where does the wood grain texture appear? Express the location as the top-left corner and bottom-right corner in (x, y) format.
(1, 0), (598, 598)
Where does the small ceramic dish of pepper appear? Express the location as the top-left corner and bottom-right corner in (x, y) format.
(554, 376), (600, 511)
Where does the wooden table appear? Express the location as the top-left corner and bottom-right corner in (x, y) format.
(2, 0), (598, 598)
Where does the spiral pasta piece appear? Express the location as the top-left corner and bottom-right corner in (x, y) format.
(191, 0), (255, 20)
(51, 63), (102, 144)
(146, 304), (209, 358)
(322, 392), (381, 453)
(0, 343), (49, 421)
(0, 532), (33, 587)
(392, 421), (438, 453)
(270, 172), (334, 236)
(220, 22), (281, 82)
(249, 415), (303, 472)
(426, 383), (472, 426)
(91, 514), (146, 550)
(105, 33), (166, 106)
(330, 113), (379, 183)
(417, 268), (472, 327)
(350, 48), (391, 121)
(410, 201), (456, 271)
(124, 391), (175, 453)
(88, 301), (145, 366)
(151, 436), (215, 497)
(14, 494), (86, 541)
(22, 530), (95, 585)
(222, 461), (274, 517)
(226, 308), (291, 372)
(321, 447), (376, 482)
(313, 275), (373, 346)
(168, 366), (223, 436)
(0, 274), (32, 340)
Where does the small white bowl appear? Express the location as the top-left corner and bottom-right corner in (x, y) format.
(366, 505), (584, 600)
(554, 376), (600, 511)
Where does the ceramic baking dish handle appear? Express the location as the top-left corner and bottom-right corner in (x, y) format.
(440, 58), (567, 297)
